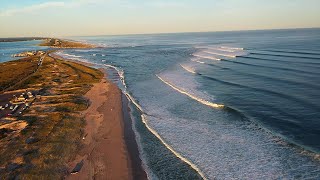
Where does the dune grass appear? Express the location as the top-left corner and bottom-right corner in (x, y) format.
(0, 54), (103, 179)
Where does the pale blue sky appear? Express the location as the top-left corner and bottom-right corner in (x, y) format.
(0, 0), (319, 37)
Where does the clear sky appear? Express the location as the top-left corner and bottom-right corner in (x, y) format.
(0, 0), (319, 37)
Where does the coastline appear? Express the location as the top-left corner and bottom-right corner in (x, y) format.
(0, 38), (147, 179)
(67, 73), (131, 179)
(122, 93), (148, 180)
(51, 50), (147, 179)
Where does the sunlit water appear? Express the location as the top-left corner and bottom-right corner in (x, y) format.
(2, 29), (320, 179)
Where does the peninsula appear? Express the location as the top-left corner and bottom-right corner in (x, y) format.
(0, 39), (145, 179)
(40, 38), (96, 49)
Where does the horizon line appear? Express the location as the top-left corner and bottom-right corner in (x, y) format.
(1, 27), (319, 39)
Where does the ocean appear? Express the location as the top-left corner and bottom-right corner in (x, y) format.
(2, 28), (320, 179)
(0, 40), (47, 63)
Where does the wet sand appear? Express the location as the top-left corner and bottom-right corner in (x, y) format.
(122, 93), (148, 180)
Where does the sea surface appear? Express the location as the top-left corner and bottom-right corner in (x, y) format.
(0, 40), (47, 63)
(2, 29), (320, 179)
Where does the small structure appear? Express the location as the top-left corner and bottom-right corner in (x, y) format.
(17, 95), (26, 102)
(27, 92), (33, 98)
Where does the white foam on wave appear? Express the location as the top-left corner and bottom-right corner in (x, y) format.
(194, 45), (247, 61)
(142, 73), (320, 179)
(156, 75), (224, 109)
(102, 64), (208, 180)
(221, 46), (244, 50)
(191, 58), (206, 64)
(180, 64), (196, 74)
(196, 46), (236, 52)
(123, 89), (209, 179)
(203, 50), (237, 58)
(55, 51), (82, 58)
(193, 54), (221, 61)
(56, 48), (320, 179)
(53, 51), (87, 62)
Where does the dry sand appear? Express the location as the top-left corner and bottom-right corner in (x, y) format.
(67, 76), (132, 180)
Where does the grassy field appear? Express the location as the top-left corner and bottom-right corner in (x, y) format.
(0, 56), (40, 92)
(0, 54), (103, 179)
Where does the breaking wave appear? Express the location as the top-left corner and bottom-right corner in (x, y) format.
(193, 54), (221, 61)
(102, 64), (208, 180)
(193, 45), (248, 61)
(203, 51), (237, 58)
(180, 64), (196, 74)
(156, 75), (224, 109)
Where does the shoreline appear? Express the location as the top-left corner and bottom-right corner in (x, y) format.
(67, 74), (131, 179)
(122, 93), (148, 180)
(56, 52), (147, 179)
(0, 38), (147, 179)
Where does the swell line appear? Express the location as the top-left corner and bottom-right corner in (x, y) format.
(156, 75), (224, 109)
(222, 59), (320, 76)
(125, 90), (208, 180)
(250, 52), (320, 60)
(257, 49), (320, 56)
(139, 114), (208, 180)
(199, 74), (320, 111)
(105, 64), (208, 180)
(193, 54), (221, 61)
(56, 58), (208, 179)
(180, 64), (196, 74)
(238, 56), (320, 66)
(220, 46), (244, 50)
(202, 62), (320, 90)
(203, 51), (237, 58)
(196, 46), (236, 52)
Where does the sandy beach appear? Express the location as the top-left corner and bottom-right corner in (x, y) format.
(0, 38), (147, 179)
(67, 72), (146, 180)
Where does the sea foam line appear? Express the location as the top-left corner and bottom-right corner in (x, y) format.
(103, 64), (208, 179)
(195, 46), (236, 52)
(221, 46), (244, 50)
(139, 114), (208, 180)
(126, 90), (209, 179)
(193, 54), (221, 61)
(180, 64), (196, 74)
(156, 75), (224, 109)
(191, 59), (205, 64)
(203, 51), (236, 58)
(50, 53), (208, 179)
